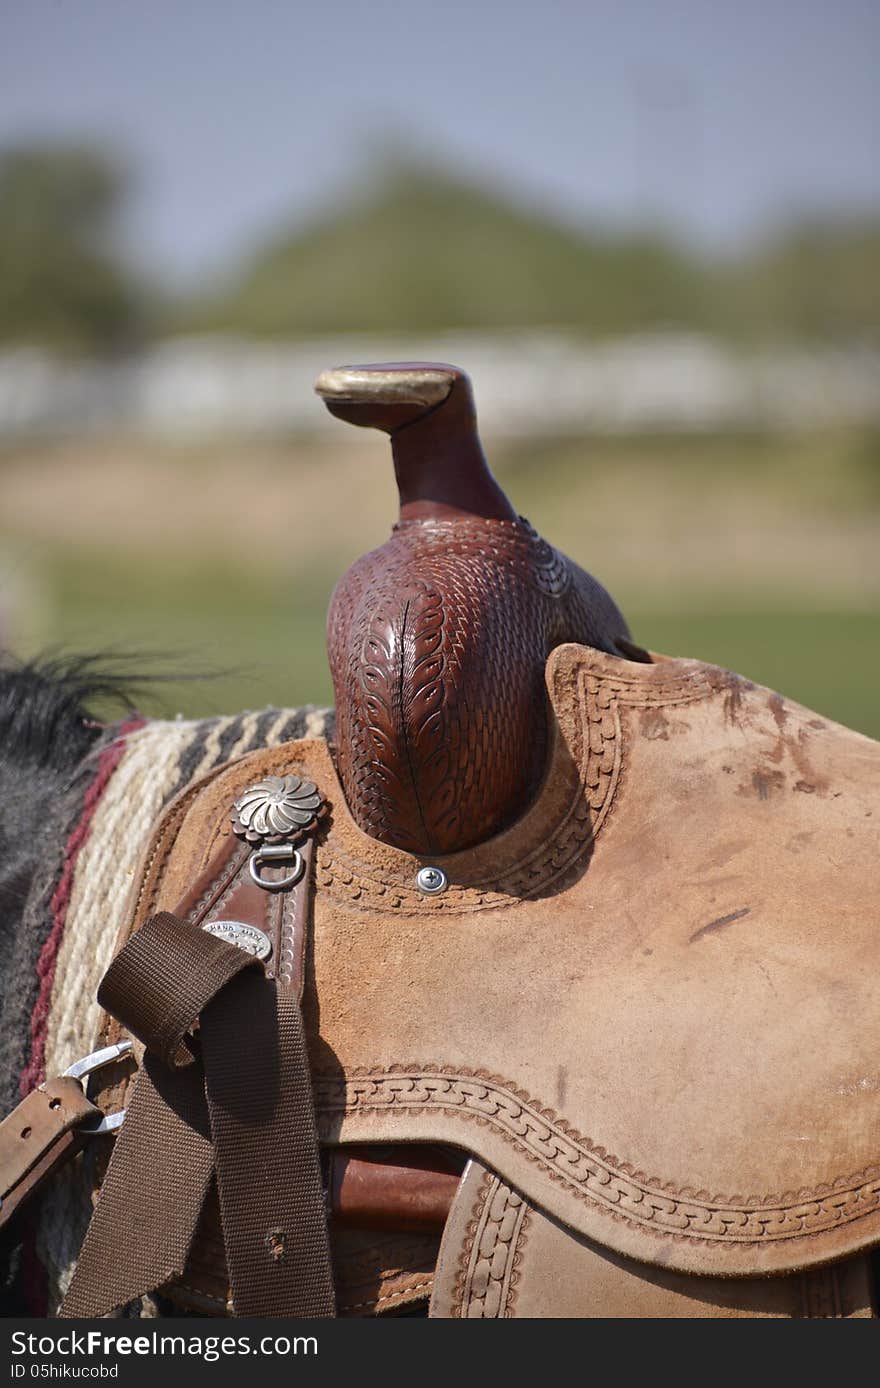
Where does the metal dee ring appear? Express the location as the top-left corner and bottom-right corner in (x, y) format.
(248, 843), (305, 892)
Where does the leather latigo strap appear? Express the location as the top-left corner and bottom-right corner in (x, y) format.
(0, 1077), (99, 1233)
(61, 912), (334, 1318)
(327, 1146), (463, 1233)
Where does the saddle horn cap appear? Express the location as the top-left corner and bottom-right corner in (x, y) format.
(314, 363), (456, 413)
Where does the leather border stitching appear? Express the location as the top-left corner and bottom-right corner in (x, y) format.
(451, 1171), (529, 1318)
(314, 1067), (880, 1247)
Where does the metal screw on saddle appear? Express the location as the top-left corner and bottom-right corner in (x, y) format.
(416, 865), (448, 896)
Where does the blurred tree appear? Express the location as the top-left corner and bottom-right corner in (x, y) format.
(4, 144), (873, 349)
(189, 157), (880, 342)
(722, 218), (880, 341)
(189, 160), (711, 338)
(0, 144), (143, 353)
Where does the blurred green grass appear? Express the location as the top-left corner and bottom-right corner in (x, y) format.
(634, 611), (878, 737)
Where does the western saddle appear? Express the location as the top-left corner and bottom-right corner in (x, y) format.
(2, 363), (879, 1317)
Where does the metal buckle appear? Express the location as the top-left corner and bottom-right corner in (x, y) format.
(248, 843), (304, 892)
(63, 1040), (133, 1136)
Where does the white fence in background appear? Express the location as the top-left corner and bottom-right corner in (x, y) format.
(0, 332), (877, 439)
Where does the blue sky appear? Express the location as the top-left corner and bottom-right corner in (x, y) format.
(3, 0), (878, 281)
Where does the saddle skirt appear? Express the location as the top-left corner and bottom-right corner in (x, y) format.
(83, 641), (880, 1304)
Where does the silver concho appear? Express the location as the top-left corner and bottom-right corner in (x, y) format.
(232, 774), (324, 846)
(202, 920), (272, 960)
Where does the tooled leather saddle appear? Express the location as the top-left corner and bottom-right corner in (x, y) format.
(6, 363), (879, 1318)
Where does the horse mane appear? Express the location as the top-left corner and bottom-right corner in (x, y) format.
(0, 652), (144, 1006)
(0, 654), (140, 775)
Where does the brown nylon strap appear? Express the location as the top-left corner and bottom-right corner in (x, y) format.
(201, 971), (334, 1316)
(61, 913), (334, 1318)
(97, 910), (260, 1068)
(61, 1057), (214, 1316)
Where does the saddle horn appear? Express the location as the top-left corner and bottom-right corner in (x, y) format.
(314, 363), (515, 523)
(316, 362), (637, 856)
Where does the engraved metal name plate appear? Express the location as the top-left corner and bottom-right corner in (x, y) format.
(202, 920), (272, 961)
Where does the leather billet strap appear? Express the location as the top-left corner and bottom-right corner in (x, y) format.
(61, 912), (334, 1318)
(0, 1077), (100, 1233)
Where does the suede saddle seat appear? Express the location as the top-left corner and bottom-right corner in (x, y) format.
(96, 640), (880, 1301)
